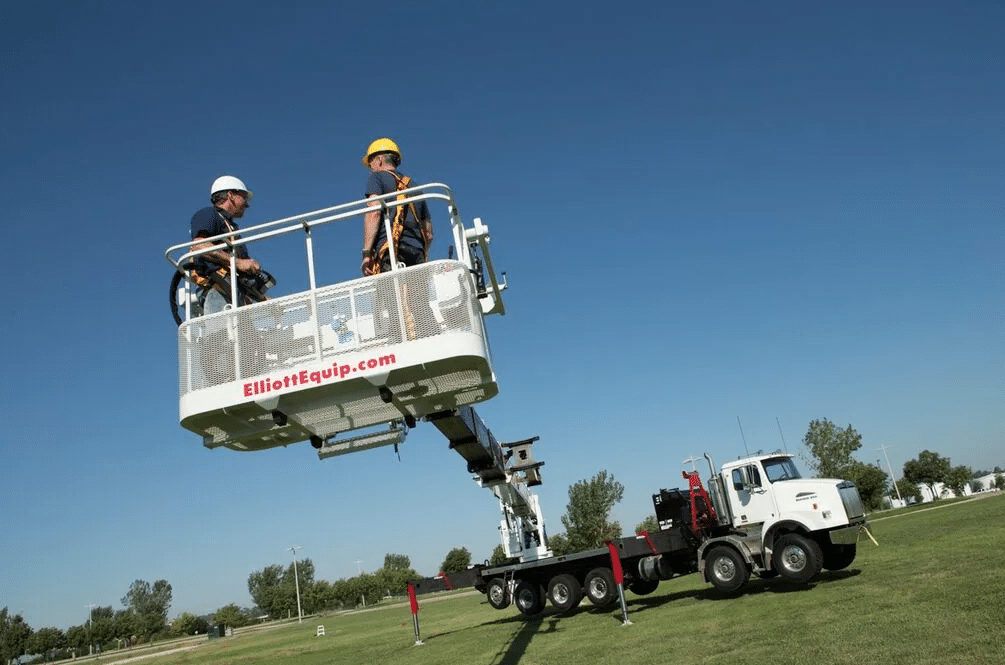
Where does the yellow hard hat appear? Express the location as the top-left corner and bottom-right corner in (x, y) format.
(363, 138), (401, 166)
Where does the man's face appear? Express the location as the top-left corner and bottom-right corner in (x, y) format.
(229, 190), (250, 218)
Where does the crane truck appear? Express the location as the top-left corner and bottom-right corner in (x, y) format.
(167, 183), (866, 620)
(461, 449), (867, 617)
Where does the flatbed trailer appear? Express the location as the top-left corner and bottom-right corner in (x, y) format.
(472, 486), (707, 615)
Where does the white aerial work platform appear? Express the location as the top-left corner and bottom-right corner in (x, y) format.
(166, 183), (507, 456)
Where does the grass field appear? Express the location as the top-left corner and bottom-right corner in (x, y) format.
(111, 494), (1005, 665)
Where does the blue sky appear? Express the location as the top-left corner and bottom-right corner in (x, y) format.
(2, 0), (1002, 630)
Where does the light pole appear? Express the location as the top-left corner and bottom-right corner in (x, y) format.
(355, 561), (365, 608)
(288, 546), (303, 624)
(85, 603), (96, 656)
(878, 445), (903, 504)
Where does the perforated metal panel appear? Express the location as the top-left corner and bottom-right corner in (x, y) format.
(178, 260), (496, 451)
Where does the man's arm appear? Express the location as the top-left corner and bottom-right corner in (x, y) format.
(192, 237), (260, 273)
(361, 196), (382, 273)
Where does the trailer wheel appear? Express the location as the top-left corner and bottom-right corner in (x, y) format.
(705, 546), (750, 593)
(547, 574), (583, 612)
(486, 578), (510, 610)
(823, 543), (857, 571)
(772, 533), (823, 583)
(628, 578), (660, 596)
(584, 567), (617, 607)
(513, 580), (545, 616)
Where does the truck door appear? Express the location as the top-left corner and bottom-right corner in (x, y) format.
(727, 464), (778, 526)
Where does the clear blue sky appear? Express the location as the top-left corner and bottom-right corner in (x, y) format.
(2, 0), (1001, 630)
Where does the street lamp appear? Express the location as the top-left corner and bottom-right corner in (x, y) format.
(354, 561), (365, 609)
(878, 445), (903, 504)
(85, 603), (96, 656)
(288, 546), (303, 624)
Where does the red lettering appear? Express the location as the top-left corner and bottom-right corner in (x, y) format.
(240, 352), (398, 399)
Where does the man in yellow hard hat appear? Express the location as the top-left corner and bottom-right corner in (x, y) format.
(360, 138), (433, 276)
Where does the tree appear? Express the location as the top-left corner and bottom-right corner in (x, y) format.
(488, 544), (509, 567)
(172, 613), (208, 637)
(26, 626), (65, 659)
(802, 418), (862, 478)
(121, 579), (172, 636)
(1, 607), (33, 664)
(213, 604), (250, 629)
(547, 532), (571, 557)
(844, 461), (888, 511)
(440, 546), (471, 573)
(113, 609), (140, 643)
(892, 478), (922, 504)
(995, 473), (1005, 491)
(635, 515), (660, 534)
(247, 564), (285, 619)
(560, 470), (624, 552)
(944, 465), (973, 497)
(65, 625), (88, 653)
(383, 553), (411, 570)
(970, 479), (984, 493)
(376, 554), (419, 596)
(903, 450), (952, 500)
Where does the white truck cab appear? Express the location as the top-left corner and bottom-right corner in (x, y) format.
(699, 452), (868, 591)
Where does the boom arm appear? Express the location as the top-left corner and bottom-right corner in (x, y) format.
(429, 406), (551, 562)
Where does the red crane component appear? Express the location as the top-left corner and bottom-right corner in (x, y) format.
(682, 470), (718, 533)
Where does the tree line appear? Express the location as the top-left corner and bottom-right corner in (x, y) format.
(1, 579), (173, 663)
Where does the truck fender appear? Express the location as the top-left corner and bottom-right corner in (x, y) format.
(761, 520), (814, 569)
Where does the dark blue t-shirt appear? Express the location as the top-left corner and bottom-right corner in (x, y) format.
(190, 206), (249, 274)
(365, 171), (429, 250)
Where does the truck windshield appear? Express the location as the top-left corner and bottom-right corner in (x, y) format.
(763, 457), (801, 482)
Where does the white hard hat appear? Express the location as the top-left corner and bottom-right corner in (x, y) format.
(210, 175), (253, 199)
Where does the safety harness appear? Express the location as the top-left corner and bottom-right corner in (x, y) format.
(189, 211), (263, 306)
(364, 172), (430, 276)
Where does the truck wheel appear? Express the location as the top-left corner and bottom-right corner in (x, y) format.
(823, 544), (857, 571)
(547, 574), (583, 612)
(705, 546), (750, 593)
(584, 567), (617, 607)
(628, 578), (660, 595)
(486, 578), (510, 610)
(513, 580), (545, 616)
(772, 534), (823, 583)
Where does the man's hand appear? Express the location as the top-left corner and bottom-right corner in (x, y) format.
(236, 257), (261, 273)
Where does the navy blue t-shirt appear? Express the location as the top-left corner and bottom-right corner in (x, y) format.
(365, 171), (429, 251)
(190, 206), (249, 273)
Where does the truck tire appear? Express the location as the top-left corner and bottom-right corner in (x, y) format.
(513, 580), (546, 616)
(584, 567), (617, 607)
(547, 574), (583, 612)
(486, 578), (510, 610)
(823, 543), (857, 571)
(705, 546), (750, 594)
(772, 533), (823, 583)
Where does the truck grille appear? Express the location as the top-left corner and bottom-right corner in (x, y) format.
(837, 481), (865, 519)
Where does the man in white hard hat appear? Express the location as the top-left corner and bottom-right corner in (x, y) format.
(190, 175), (261, 315)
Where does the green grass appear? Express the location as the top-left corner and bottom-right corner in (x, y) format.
(111, 494), (1005, 665)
